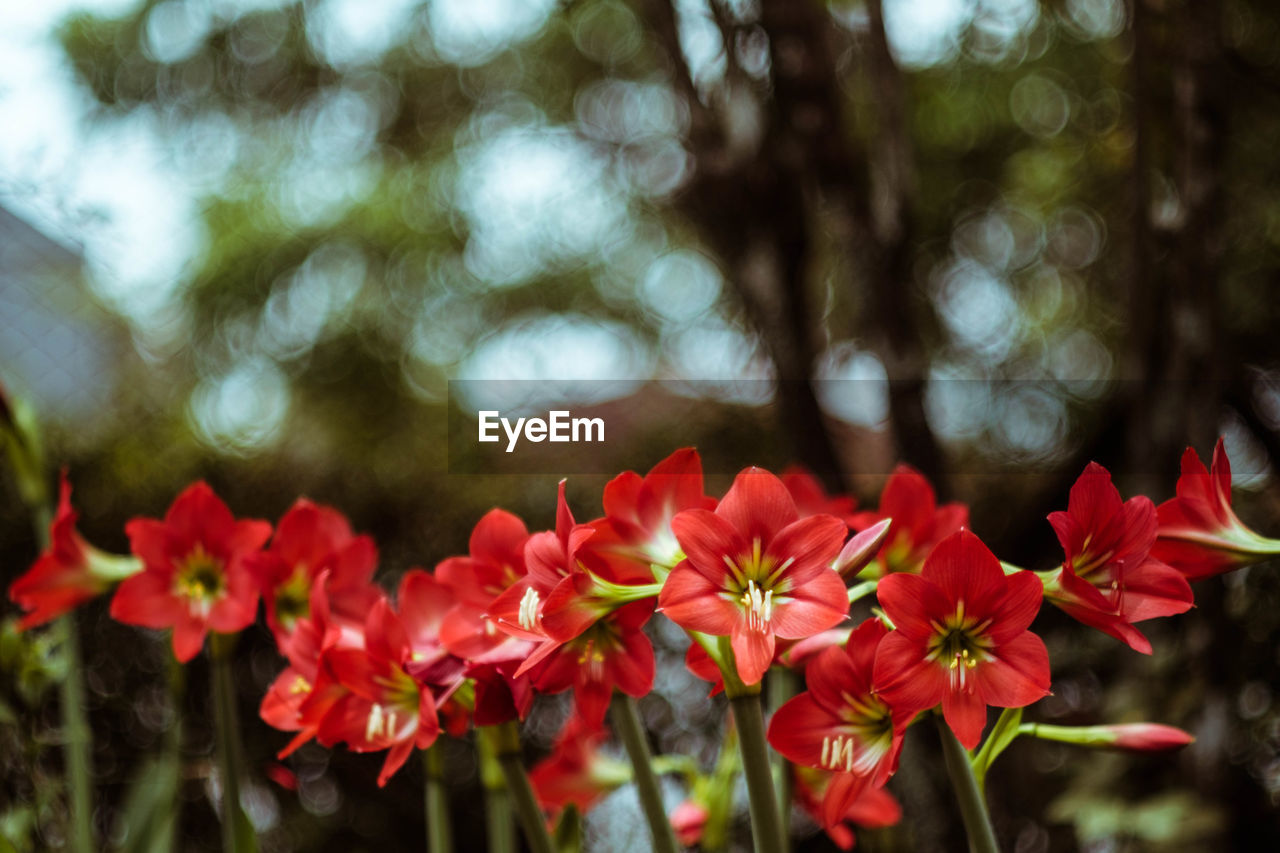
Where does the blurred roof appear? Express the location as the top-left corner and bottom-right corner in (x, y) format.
(0, 204), (124, 423)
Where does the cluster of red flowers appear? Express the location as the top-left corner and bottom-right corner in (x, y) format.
(9, 439), (1277, 847)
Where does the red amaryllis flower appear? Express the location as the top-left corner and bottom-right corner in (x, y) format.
(111, 483), (271, 662)
(314, 598), (441, 786)
(591, 447), (717, 570)
(492, 483), (654, 686)
(1043, 463), (1193, 654)
(850, 464), (967, 575)
(769, 620), (905, 792)
(9, 473), (141, 629)
(660, 467), (849, 686)
(248, 499), (381, 648)
(488, 481), (598, 644)
(527, 600), (656, 728)
(437, 508), (531, 661)
(529, 714), (630, 821)
(792, 764), (902, 851)
(1152, 438), (1280, 580)
(782, 466), (859, 528)
(874, 530), (1050, 750)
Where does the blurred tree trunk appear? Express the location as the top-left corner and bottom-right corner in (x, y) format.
(630, 0), (945, 494)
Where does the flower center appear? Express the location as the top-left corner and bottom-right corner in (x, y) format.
(820, 692), (894, 774)
(175, 545), (225, 614)
(740, 579), (773, 632)
(517, 587), (541, 631)
(926, 601), (994, 693)
(274, 568), (311, 627)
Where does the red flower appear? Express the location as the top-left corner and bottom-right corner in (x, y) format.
(591, 448), (716, 570)
(874, 530), (1050, 750)
(490, 483), (654, 694)
(792, 764), (901, 850)
(527, 599), (656, 728)
(768, 619), (905, 798)
(1043, 463), (1193, 654)
(9, 473), (141, 629)
(660, 467), (849, 685)
(1152, 438), (1280, 580)
(850, 465), (967, 575)
(267, 572), (386, 758)
(782, 466), (858, 528)
(487, 481), (598, 644)
(111, 483), (271, 662)
(248, 499), (381, 648)
(529, 714), (630, 821)
(437, 508), (531, 661)
(313, 597), (441, 786)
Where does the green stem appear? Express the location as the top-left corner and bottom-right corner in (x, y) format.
(936, 715), (1000, 853)
(210, 632), (250, 853)
(767, 669), (798, 848)
(477, 727), (515, 853)
(730, 694), (785, 853)
(484, 785), (514, 853)
(610, 693), (679, 853)
(846, 580), (878, 605)
(56, 613), (94, 853)
(489, 723), (554, 853)
(424, 743), (452, 853)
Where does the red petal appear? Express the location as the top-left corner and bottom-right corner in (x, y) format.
(1120, 558), (1194, 622)
(126, 519), (172, 573)
(977, 632), (1051, 708)
(874, 573), (948, 641)
(767, 515), (848, 586)
(671, 509), (748, 584)
(919, 530), (1006, 617)
(658, 563), (739, 635)
(731, 620), (775, 685)
(611, 626), (656, 698)
(110, 571), (179, 629)
(470, 508), (529, 569)
(768, 694), (843, 766)
(377, 741), (416, 788)
(398, 570), (454, 649)
(985, 569), (1044, 644)
(872, 631), (944, 714)
(716, 468), (800, 543)
(364, 599), (409, 663)
(172, 611), (209, 662)
(770, 571), (848, 640)
(941, 688), (989, 750)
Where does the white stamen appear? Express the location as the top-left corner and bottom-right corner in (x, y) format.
(518, 587), (541, 631)
(820, 735), (857, 771)
(740, 580), (773, 631)
(366, 704), (385, 742)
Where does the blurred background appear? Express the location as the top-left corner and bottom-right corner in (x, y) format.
(3, 0), (1280, 850)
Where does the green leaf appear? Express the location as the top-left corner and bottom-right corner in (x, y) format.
(970, 707), (1023, 795)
